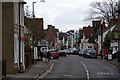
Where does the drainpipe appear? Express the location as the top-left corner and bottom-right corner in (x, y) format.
(18, 1), (26, 72)
(18, 2), (22, 72)
(101, 23), (103, 59)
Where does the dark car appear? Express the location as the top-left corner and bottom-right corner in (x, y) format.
(58, 50), (67, 57)
(78, 50), (85, 56)
(112, 51), (117, 59)
(84, 49), (97, 58)
(73, 50), (79, 55)
(50, 51), (59, 59)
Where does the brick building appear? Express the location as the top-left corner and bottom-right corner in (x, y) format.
(44, 25), (59, 49)
(24, 17), (44, 64)
(2, 1), (26, 75)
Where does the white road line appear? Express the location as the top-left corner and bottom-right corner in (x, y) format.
(63, 74), (73, 77)
(38, 62), (54, 79)
(81, 62), (90, 80)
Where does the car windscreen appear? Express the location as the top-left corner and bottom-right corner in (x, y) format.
(88, 50), (96, 53)
(80, 50), (84, 53)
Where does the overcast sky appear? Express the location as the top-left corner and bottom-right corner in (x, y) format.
(24, 0), (103, 32)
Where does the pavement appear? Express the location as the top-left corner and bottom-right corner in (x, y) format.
(2, 60), (53, 80)
(97, 56), (120, 68)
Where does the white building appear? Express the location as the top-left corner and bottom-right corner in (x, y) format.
(14, 1), (26, 71)
(98, 24), (118, 53)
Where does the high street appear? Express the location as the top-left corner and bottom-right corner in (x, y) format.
(41, 55), (119, 80)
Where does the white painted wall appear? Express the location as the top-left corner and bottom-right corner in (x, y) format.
(98, 25), (117, 54)
(14, 2), (25, 70)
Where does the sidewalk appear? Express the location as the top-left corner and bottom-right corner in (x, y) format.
(2, 60), (52, 80)
(97, 56), (119, 68)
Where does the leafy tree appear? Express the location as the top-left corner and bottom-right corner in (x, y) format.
(103, 32), (111, 49)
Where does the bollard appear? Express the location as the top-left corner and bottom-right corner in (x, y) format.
(2, 60), (6, 77)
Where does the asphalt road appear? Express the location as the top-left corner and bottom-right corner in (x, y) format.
(41, 55), (119, 80)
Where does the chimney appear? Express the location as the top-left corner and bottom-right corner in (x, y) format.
(92, 20), (101, 33)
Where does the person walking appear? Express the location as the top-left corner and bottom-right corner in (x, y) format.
(40, 51), (44, 61)
(46, 51), (51, 61)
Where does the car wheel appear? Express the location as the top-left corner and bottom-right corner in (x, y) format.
(95, 56), (97, 59)
(57, 57), (59, 59)
(84, 55), (86, 58)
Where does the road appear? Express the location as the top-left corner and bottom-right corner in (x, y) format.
(40, 55), (119, 80)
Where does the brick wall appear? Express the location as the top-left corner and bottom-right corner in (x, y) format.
(24, 17), (44, 41)
(45, 25), (58, 49)
(83, 26), (93, 39)
(2, 2), (15, 74)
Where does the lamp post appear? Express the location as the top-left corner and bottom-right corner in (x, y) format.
(32, 2), (36, 18)
(32, 0), (45, 18)
(101, 22), (103, 59)
(32, 0), (45, 63)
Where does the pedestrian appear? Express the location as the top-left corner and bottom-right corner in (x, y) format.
(108, 48), (112, 54)
(107, 48), (112, 60)
(46, 51), (51, 61)
(40, 51), (44, 61)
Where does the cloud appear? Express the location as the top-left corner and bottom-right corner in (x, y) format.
(24, 0), (103, 32)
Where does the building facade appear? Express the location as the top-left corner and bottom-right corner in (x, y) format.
(2, 1), (26, 74)
(44, 25), (59, 50)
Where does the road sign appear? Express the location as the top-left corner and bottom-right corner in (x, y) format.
(113, 31), (120, 40)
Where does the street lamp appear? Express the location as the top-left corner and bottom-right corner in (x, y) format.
(32, 0), (45, 63)
(32, 0), (45, 18)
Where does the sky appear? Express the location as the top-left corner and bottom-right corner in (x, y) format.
(24, 0), (103, 32)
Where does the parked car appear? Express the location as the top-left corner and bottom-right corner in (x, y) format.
(104, 50), (119, 59)
(64, 49), (71, 55)
(112, 51), (117, 59)
(50, 51), (59, 59)
(58, 50), (67, 57)
(78, 50), (85, 56)
(73, 50), (79, 55)
(84, 49), (97, 58)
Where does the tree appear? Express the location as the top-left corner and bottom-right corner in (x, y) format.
(24, 5), (33, 52)
(103, 31), (112, 49)
(24, 5), (33, 18)
(86, 0), (119, 25)
(24, 26), (33, 53)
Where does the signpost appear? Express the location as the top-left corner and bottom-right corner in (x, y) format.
(113, 31), (120, 40)
(113, 29), (120, 62)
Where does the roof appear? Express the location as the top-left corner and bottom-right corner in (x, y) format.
(83, 26), (93, 39)
(88, 25), (107, 43)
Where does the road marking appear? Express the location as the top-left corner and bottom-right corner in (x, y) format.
(63, 74), (73, 77)
(81, 62), (90, 80)
(37, 62), (54, 79)
(97, 72), (114, 75)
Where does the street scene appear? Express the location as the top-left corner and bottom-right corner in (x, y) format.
(0, 0), (120, 80)
(43, 55), (118, 79)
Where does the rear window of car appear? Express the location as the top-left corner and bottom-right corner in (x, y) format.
(50, 52), (56, 54)
(59, 50), (64, 52)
